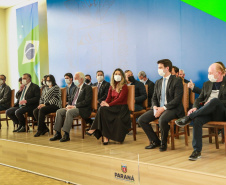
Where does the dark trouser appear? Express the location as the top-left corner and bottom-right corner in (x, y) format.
(33, 105), (59, 131)
(6, 106), (35, 126)
(189, 98), (226, 152)
(138, 109), (177, 145)
(0, 105), (7, 111)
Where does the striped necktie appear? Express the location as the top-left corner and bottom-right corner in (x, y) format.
(72, 88), (80, 105)
(19, 86), (27, 107)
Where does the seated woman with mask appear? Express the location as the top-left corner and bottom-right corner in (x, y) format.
(33, 74), (62, 137)
(86, 68), (131, 145)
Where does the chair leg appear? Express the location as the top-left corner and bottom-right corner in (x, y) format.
(81, 119), (85, 139)
(215, 128), (219, 149)
(224, 125), (226, 155)
(25, 114), (28, 132)
(132, 117), (136, 141)
(50, 116), (54, 135)
(187, 125), (190, 136)
(170, 122), (175, 150)
(6, 116), (9, 127)
(208, 128), (212, 143)
(185, 125), (188, 146)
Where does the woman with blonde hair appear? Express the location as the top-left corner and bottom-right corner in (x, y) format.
(87, 68), (130, 144)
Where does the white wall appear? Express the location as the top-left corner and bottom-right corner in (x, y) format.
(5, 0), (38, 91)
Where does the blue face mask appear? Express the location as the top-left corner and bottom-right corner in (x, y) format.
(74, 80), (80, 87)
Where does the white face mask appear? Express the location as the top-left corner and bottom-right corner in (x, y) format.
(22, 79), (27, 85)
(158, 69), (165, 77)
(208, 74), (217, 82)
(65, 79), (71, 84)
(46, 81), (52, 87)
(114, 75), (121, 82)
(140, 79), (145, 84)
(74, 80), (80, 86)
(0, 80), (3, 85)
(97, 76), (104, 82)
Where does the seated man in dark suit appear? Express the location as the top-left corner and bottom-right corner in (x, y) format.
(138, 71), (155, 107)
(179, 69), (189, 83)
(172, 66), (179, 77)
(0, 75), (11, 111)
(64, 73), (76, 105)
(50, 72), (92, 142)
(125, 70), (147, 112)
(93, 70), (110, 106)
(138, 59), (184, 152)
(176, 63), (226, 161)
(6, 73), (40, 132)
(85, 74), (93, 86)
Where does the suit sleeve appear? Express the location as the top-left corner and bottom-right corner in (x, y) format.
(165, 78), (183, 110)
(98, 82), (110, 103)
(192, 86), (202, 94)
(0, 86), (11, 104)
(148, 82), (154, 106)
(193, 83), (206, 109)
(108, 85), (128, 106)
(135, 82), (147, 103)
(76, 86), (92, 108)
(152, 81), (159, 107)
(26, 85), (40, 105)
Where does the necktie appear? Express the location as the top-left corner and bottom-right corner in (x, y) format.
(19, 86), (27, 107)
(97, 83), (101, 92)
(72, 88), (80, 105)
(160, 78), (166, 107)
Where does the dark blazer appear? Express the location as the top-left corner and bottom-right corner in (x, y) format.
(192, 86), (202, 94)
(0, 83), (11, 109)
(69, 83), (92, 119)
(145, 79), (155, 107)
(152, 75), (185, 118)
(15, 82), (40, 108)
(66, 82), (76, 103)
(131, 80), (147, 107)
(93, 80), (110, 103)
(184, 78), (190, 84)
(193, 77), (226, 109)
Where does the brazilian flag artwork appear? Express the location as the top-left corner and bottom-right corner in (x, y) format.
(16, 2), (40, 85)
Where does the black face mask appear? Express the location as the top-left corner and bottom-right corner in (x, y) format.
(128, 76), (135, 83)
(85, 79), (90, 84)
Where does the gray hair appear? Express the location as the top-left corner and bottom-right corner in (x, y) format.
(76, 72), (85, 82)
(138, 71), (146, 77)
(179, 69), (185, 75)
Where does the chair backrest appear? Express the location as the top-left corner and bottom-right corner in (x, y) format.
(61, 88), (67, 108)
(92, 86), (98, 111)
(10, 89), (15, 107)
(190, 91), (195, 105)
(143, 85), (148, 109)
(182, 83), (189, 115)
(40, 88), (42, 96)
(127, 85), (135, 112)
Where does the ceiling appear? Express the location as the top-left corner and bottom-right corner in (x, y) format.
(0, 0), (32, 9)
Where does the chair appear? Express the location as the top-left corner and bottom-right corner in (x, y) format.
(46, 88), (67, 135)
(129, 85), (148, 141)
(0, 89), (15, 129)
(150, 83), (189, 150)
(73, 86), (98, 139)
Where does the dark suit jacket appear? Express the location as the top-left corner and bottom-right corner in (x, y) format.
(152, 75), (185, 118)
(66, 82), (76, 103)
(192, 86), (202, 94)
(15, 82), (40, 108)
(69, 83), (92, 119)
(0, 83), (11, 108)
(184, 78), (190, 84)
(131, 80), (147, 107)
(193, 78), (226, 109)
(145, 79), (155, 107)
(93, 80), (110, 103)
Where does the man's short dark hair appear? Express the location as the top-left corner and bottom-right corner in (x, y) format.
(124, 70), (132, 74)
(96, 70), (104, 76)
(18, 77), (22, 82)
(0, 75), (6, 80)
(23, 73), (32, 79)
(64, 73), (73, 79)
(157, 59), (172, 72)
(85, 74), (91, 79)
(172, 66), (179, 73)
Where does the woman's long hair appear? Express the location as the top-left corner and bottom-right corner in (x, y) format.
(110, 68), (126, 93)
(46, 74), (57, 86)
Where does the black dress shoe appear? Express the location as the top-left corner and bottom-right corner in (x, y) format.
(34, 131), (42, 137)
(60, 134), (70, 142)
(159, 144), (167, 152)
(17, 126), (26, 132)
(50, 133), (62, 141)
(86, 131), (95, 136)
(41, 128), (49, 135)
(145, 142), (160, 149)
(175, 116), (191, 127)
(13, 125), (22, 132)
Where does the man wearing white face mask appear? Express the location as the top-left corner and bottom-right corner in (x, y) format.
(6, 73), (40, 132)
(0, 75), (11, 112)
(64, 73), (76, 105)
(138, 71), (155, 107)
(50, 72), (92, 142)
(175, 63), (226, 161)
(138, 59), (184, 152)
(93, 70), (110, 105)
